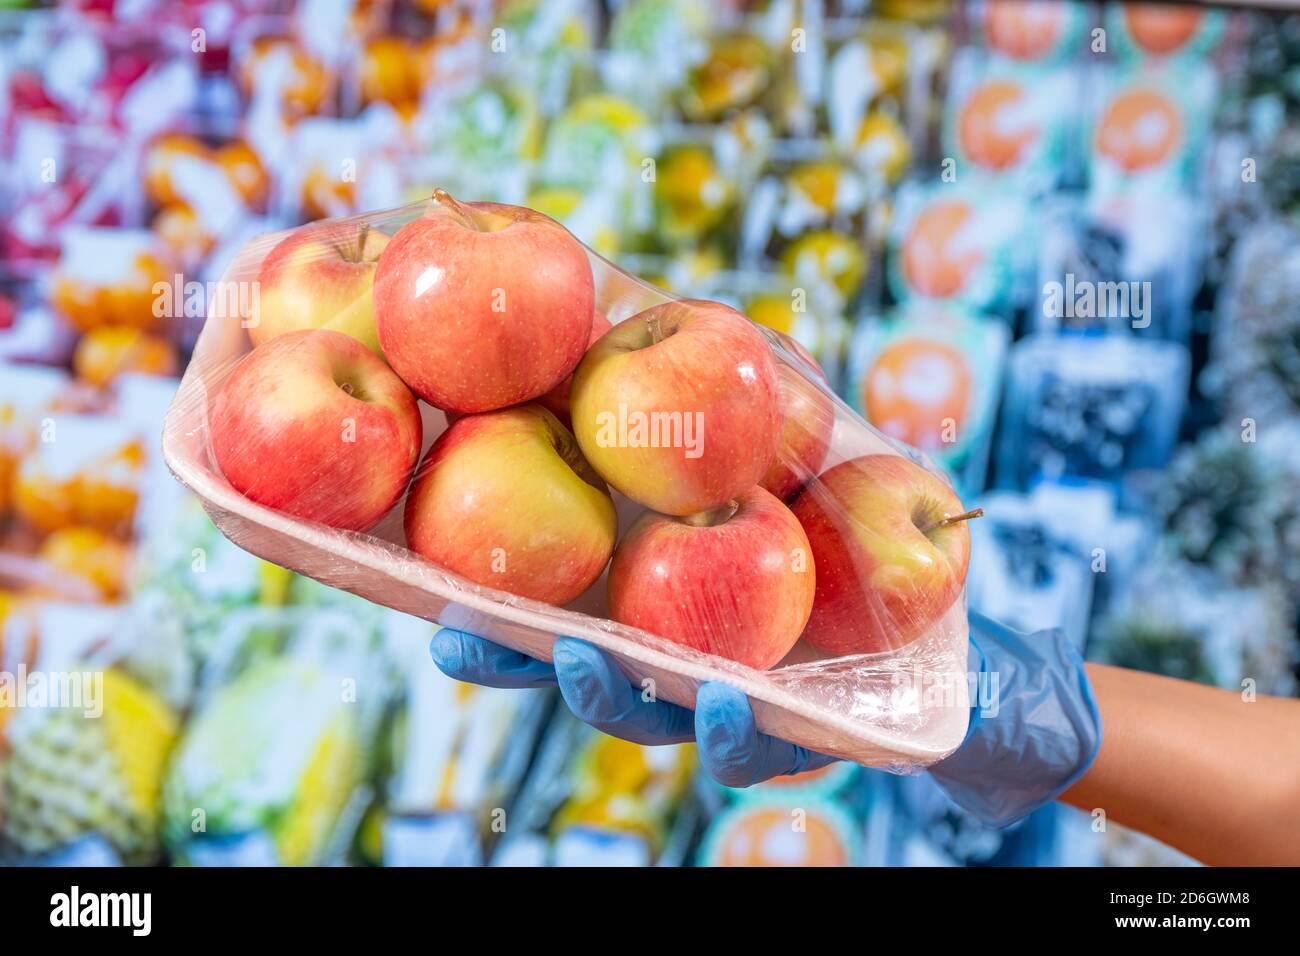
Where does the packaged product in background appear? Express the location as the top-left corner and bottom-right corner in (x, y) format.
(11, 415), (143, 540)
(278, 114), (406, 222)
(780, 228), (870, 313)
(944, 51), (1081, 191)
(1086, 64), (1217, 202)
(967, 489), (1097, 651)
(648, 136), (741, 252)
(1153, 425), (1300, 604)
(760, 3), (830, 139)
(825, 23), (905, 146)
(141, 131), (256, 261)
(492, 709), (696, 867)
(743, 279), (850, 386)
(889, 773), (1063, 867)
(50, 227), (177, 335)
(0, 289), (76, 366)
(490, 0), (599, 119)
(1, 605), (178, 866)
(974, 0), (1089, 66)
(0, 602), (87, 751)
(0, 365), (70, 509)
(1, 119), (127, 268)
(1105, 1), (1226, 65)
(995, 333), (1188, 495)
(968, 481), (1149, 648)
(1092, 558), (1296, 697)
(1209, 221), (1300, 424)
(414, 78), (540, 208)
(772, 154), (869, 242)
(601, 0), (712, 114)
(696, 792), (862, 867)
(713, 107), (777, 192)
(824, 16), (946, 156)
(736, 150), (875, 335)
(840, 105), (912, 192)
(162, 619), (387, 867)
(234, 30), (338, 123)
(133, 499), (283, 631)
(375, 619), (550, 867)
(1041, 192), (1205, 345)
(887, 181), (1033, 317)
(845, 303), (1006, 497)
(536, 93), (656, 242)
(678, 30), (777, 127)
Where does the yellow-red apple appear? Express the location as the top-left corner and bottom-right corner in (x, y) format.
(536, 309), (612, 427)
(608, 486), (815, 670)
(761, 361), (835, 502)
(374, 191), (595, 413)
(211, 329), (421, 531)
(570, 299), (782, 516)
(791, 454), (976, 655)
(404, 404), (617, 606)
(252, 222), (390, 355)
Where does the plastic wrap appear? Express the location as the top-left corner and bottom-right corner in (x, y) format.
(162, 192), (975, 770)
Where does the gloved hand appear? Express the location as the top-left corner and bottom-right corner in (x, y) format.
(929, 612), (1102, 827)
(430, 611), (1101, 826)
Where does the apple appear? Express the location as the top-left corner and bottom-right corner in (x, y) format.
(251, 222), (390, 355)
(791, 454), (977, 655)
(404, 404), (617, 605)
(608, 486), (814, 670)
(374, 190), (595, 413)
(211, 329), (421, 532)
(761, 361), (835, 502)
(570, 299), (782, 516)
(536, 309), (612, 427)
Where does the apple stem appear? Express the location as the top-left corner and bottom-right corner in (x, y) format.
(923, 508), (984, 533)
(680, 500), (740, 528)
(352, 223), (370, 262)
(432, 188), (478, 230)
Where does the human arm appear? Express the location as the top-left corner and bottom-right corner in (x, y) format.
(1060, 663), (1300, 866)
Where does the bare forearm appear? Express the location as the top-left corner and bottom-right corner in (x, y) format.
(1060, 664), (1300, 865)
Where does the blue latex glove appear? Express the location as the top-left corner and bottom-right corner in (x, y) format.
(929, 612), (1102, 827)
(429, 611), (1101, 825)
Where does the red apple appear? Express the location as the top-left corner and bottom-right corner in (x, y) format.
(251, 222), (390, 355)
(536, 309), (612, 427)
(404, 404), (617, 605)
(570, 299), (782, 516)
(791, 454), (976, 655)
(373, 190), (595, 413)
(761, 362), (835, 502)
(608, 486), (815, 670)
(211, 329), (422, 532)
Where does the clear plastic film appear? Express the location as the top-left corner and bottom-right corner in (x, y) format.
(162, 192), (974, 770)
